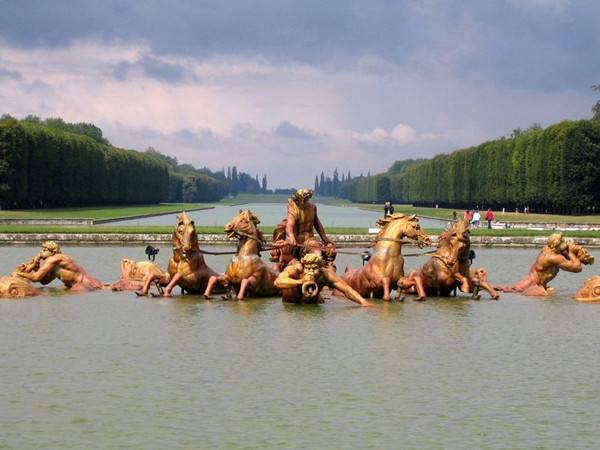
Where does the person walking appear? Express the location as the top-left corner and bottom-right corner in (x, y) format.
(383, 200), (394, 217)
(486, 208), (495, 229)
(472, 210), (481, 228)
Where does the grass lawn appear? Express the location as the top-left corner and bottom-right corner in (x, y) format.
(1, 225), (600, 238)
(355, 203), (600, 224)
(0, 203), (212, 221)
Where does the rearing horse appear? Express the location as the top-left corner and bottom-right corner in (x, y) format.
(343, 214), (431, 301)
(204, 210), (278, 300)
(400, 220), (498, 300)
(138, 212), (217, 296)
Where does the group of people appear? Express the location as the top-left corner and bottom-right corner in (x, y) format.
(458, 208), (494, 229)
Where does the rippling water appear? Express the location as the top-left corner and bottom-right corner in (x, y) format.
(1, 246), (599, 449)
(105, 202), (447, 229)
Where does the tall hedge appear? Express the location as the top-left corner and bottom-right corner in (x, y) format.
(0, 119), (170, 208)
(341, 120), (600, 213)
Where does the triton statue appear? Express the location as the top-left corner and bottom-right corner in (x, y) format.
(497, 233), (594, 296)
(274, 253), (371, 307)
(15, 241), (102, 291)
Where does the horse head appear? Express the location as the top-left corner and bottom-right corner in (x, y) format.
(375, 213), (431, 248)
(437, 221), (470, 268)
(173, 211), (198, 258)
(225, 210), (263, 239)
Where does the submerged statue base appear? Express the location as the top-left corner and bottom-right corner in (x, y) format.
(0, 275), (40, 298)
(574, 276), (600, 302)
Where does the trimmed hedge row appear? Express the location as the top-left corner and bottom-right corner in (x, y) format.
(342, 120), (600, 213)
(0, 120), (170, 208)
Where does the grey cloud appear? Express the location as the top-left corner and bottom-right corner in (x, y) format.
(1, 1), (599, 92)
(274, 121), (317, 140)
(113, 56), (193, 83)
(0, 67), (22, 80)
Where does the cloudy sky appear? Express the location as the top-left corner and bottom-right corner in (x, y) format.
(0, 0), (598, 187)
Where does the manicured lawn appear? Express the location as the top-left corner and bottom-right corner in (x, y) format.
(355, 203), (600, 224)
(0, 203), (211, 221)
(1, 225), (599, 238)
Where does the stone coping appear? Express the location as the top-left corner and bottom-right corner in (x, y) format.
(1, 233), (599, 248)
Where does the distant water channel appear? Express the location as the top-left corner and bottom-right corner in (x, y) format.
(105, 202), (447, 229)
(1, 246), (600, 449)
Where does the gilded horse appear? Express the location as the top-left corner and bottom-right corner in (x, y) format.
(203, 210), (278, 300)
(138, 212), (217, 296)
(343, 214), (431, 301)
(400, 220), (498, 300)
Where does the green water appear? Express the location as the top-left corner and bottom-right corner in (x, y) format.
(1, 246), (599, 449)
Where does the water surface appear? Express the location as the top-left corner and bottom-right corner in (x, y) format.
(1, 246), (599, 449)
(106, 202), (447, 229)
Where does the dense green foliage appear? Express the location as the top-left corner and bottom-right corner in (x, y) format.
(0, 116), (270, 208)
(342, 121), (600, 213)
(0, 118), (170, 208)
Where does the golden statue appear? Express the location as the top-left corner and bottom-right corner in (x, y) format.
(110, 259), (167, 292)
(497, 233), (594, 296)
(15, 241), (102, 291)
(274, 253), (371, 306)
(270, 189), (336, 270)
(400, 220), (499, 300)
(343, 214), (431, 300)
(137, 212), (217, 296)
(0, 275), (40, 298)
(574, 276), (600, 302)
(203, 210), (278, 300)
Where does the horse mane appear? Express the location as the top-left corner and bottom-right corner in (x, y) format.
(374, 213), (415, 241)
(241, 210), (265, 244)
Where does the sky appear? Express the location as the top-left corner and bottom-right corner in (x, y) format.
(0, 0), (598, 188)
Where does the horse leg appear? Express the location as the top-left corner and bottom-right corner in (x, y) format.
(136, 273), (159, 296)
(382, 276), (392, 302)
(413, 275), (427, 301)
(237, 275), (258, 300)
(163, 273), (182, 297)
(203, 275), (219, 299)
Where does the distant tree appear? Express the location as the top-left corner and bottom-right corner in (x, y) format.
(231, 166), (239, 196)
(593, 84), (600, 121)
(332, 168), (340, 197)
(527, 122), (543, 131)
(319, 171), (325, 195)
(145, 146), (178, 167)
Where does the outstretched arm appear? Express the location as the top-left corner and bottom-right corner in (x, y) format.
(327, 272), (370, 306)
(17, 259), (57, 283)
(274, 265), (303, 289)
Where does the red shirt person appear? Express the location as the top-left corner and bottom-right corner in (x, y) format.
(485, 209), (495, 229)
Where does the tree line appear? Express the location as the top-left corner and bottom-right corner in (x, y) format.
(0, 115), (267, 208)
(339, 119), (600, 213)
